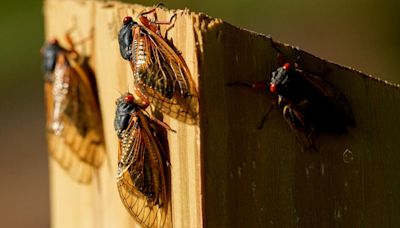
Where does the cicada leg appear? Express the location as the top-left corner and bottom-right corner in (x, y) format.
(163, 13), (177, 39)
(139, 4), (175, 36)
(142, 5), (179, 47)
(133, 85), (151, 108)
(282, 106), (303, 131)
(257, 103), (275, 129)
(140, 4), (164, 17)
(227, 80), (277, 129)
(150, 13), (177, 26)
(153, 13), (179, 52)
(65, 29), (94, 57)
(282, 105), (316, 150)
(142, 109), (176, 133)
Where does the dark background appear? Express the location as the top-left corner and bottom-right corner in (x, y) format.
(0, 0), (399, 227)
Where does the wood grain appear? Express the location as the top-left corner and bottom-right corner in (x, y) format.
(45, 0), (400, 227)
(45, 1), (201, 227)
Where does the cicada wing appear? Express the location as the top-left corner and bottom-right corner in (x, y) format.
(117, 113), (168, 228)
(132, 25), (199, 125)
(136, 82), (199, 125)
(117, 174), (167, 228)
(299, 70), (356, 128)
(64, 55), (105, 167)
(282, 105), (314, 148)
(47, 133), (93, 183)
(45, 53), (104, 183)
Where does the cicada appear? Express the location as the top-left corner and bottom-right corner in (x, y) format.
(114, 92), (171, 228)
(228, 59), (355, 148)
(42, 38), (105, 183)
(118, 6), (199, 125)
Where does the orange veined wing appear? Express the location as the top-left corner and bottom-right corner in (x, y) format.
(117, 112), (168, 228)
(130, 24), (199, 125)
(45, 52), (105, 183)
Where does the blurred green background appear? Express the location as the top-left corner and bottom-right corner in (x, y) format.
(0, 0), (398, 227)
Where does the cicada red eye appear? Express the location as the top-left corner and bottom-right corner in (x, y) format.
(123, 16), (133, 25)
(283, 63), (291, 71)
(270, 83), (277, 93)
(124, 94), (134, 103)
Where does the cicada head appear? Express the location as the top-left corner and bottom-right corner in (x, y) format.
(118, 16), (139, 60)
(270, 63), (296, 96)
(41, 38), (64, 80)
(114, 93), (139, 138)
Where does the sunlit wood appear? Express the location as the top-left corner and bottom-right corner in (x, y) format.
(45, 0), (400, 227)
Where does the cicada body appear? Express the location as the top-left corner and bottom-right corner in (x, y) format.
(270, 63), (355, 145)
(118, 8), (199, 125)
(228, 60), (355, 147)
(42, 39), (105, 183)
(114, 93), (169, 228)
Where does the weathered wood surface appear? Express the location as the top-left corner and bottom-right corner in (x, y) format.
(45, 0), (400, 227)
(44, 1), (201, 227)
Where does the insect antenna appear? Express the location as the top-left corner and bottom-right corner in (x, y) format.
(226, 81), (252, 87)
(140, 4), (162, 17)
(164, 13), (177, 39)
(155, 3), (166, 9)
(226, 80), (269, 90)
(257, 103), (275, 129)
(64, 23), (94, 60)
(143, 109), (176, 133)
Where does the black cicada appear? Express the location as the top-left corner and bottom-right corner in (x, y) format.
(42, 37), (105, 183)
(114, 92), (171, 228)
(269, 62), (355, 145)
(229, 60), (355, 148)
(118, 6), (199, 125)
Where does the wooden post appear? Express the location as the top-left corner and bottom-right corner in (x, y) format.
(44, 1), (201, 227)
(45, 0), (400, 227)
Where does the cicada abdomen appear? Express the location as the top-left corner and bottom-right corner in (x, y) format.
(118, 8), (199, 125)
(114, 93), (169, 228)
(42, 38), (105, 183)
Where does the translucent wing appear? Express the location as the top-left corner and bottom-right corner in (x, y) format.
(130, 25), (199, 125)
(45, 52), (105, 183)
(117, 112), (168, 228)
(46, 133), (95, 183)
